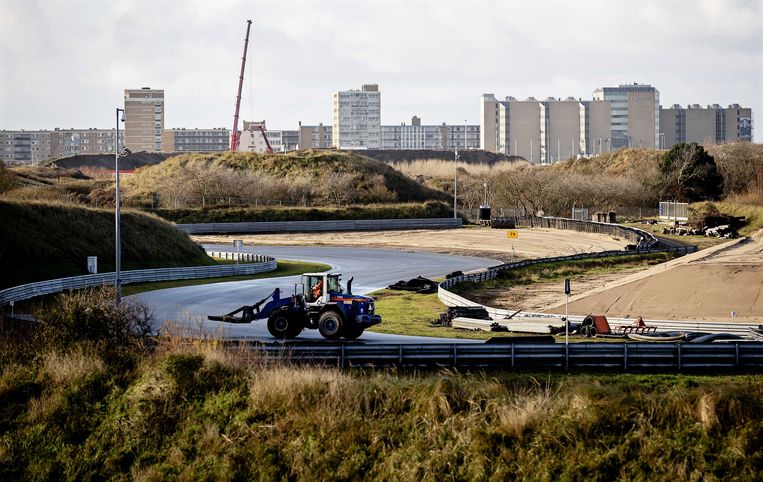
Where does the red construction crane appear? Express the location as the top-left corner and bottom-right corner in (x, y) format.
(230, 19), (252, 151)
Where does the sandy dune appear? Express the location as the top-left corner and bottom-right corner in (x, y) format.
(546, 231), (763, 322)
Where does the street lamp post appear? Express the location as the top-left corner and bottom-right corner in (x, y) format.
(115, 108), (125, 303)
(453, 148), (459, 219)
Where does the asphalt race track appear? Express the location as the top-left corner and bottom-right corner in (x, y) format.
(132, 245), (501, 343)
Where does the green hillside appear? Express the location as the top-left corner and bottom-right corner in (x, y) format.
(0, 200), (213, 289)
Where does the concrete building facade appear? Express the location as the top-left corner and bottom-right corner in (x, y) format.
(583, 100), (614, 155)
(332, 84), (381, 149)
(1, 128), (123, 165)
(592, 83), (660, 149)
(381, 118), (479, 150)
(298, 123), (333, 149)
(124, 87), (164, 152)
(161, 128), (229, 152)
(660, 104), (754, 147)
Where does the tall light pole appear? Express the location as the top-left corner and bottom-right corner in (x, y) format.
(115, 107), (125, 303)
(453, 148), (459, 219)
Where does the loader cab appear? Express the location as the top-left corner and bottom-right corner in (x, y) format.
(303, 273), (343, 303)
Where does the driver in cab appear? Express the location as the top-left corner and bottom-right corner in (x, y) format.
(311, 279), (323, 301)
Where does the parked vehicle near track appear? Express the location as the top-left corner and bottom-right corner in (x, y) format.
(208, 272), (381, 340)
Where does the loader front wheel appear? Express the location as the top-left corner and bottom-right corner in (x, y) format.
(343, 324), (365, 340)
(268, 310), (298, 339)
(318, 311), (343, 340)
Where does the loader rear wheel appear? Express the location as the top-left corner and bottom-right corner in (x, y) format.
(318, 311), (343, 340)
(343, 324), (365, 340)
(268, 309), (300, 339)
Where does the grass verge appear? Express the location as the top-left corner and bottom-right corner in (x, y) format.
(451, 252), (676, 298)
(368, 289), (492, 340)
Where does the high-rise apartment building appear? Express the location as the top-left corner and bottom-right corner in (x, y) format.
(124, 87), (164, 152)
(592, 83), (659, 149)
(332, 84), (381, 149)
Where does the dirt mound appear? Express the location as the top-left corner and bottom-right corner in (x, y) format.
(50, 152), (174, 170)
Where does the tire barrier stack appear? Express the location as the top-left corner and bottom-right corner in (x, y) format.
(0, 251), (276, 306)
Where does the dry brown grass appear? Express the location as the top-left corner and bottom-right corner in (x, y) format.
(41, 347), (105, 386)
(390, 158), (527, 179)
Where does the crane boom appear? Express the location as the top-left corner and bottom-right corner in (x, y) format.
(230, 19), (253, 151)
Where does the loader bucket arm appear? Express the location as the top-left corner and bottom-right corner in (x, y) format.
(208, 288), (282, 323)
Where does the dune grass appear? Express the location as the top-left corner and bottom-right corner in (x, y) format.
(153, 200), (453, 224)
(2, 340), (763, 480)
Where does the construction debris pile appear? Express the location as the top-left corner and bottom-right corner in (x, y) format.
(662, 224), (739, 238)
(388, 276), (437, 294)
(432, 306), (490, 327)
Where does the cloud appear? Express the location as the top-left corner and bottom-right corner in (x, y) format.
(0, 0), (760, 134)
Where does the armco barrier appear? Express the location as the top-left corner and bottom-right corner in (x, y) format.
(0, 252), (276, 306)
(510, 215), (660, 249)
(176, 217), (462, 234)
(250, 342), (763, 370)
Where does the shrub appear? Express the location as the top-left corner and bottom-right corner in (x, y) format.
(38, 286), (153, 359)
(659, 143), (724, 202)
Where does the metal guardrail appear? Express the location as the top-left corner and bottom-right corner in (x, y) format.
(0, 252), (276, 305)
(511, 215), (660, 249)
(176, 217), (463, 234)
(251, 342), (763, 370)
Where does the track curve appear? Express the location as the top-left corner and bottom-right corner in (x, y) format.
(132, 245), (501, 343)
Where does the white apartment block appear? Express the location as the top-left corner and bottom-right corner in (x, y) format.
(124, 87), (164, 152)
(332, 84), (381, 149)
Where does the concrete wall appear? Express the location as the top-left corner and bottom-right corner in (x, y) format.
(585, 100), (612, 154)
(546, 100), (584, 161)
(627, 91), (658, 148)
(506, 101), (543, 163)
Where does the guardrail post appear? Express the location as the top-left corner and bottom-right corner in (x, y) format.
(735, 343), (740, 368)
(398, 345), (403, 365)
(452, 344), (458, 366)
(677, 344), (682, 370)
(340, 345), (345, 369)
(624, 343), (628, 371)
(510, 344), (515, 368)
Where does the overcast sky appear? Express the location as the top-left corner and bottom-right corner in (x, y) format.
(1, 0), (761, 133)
